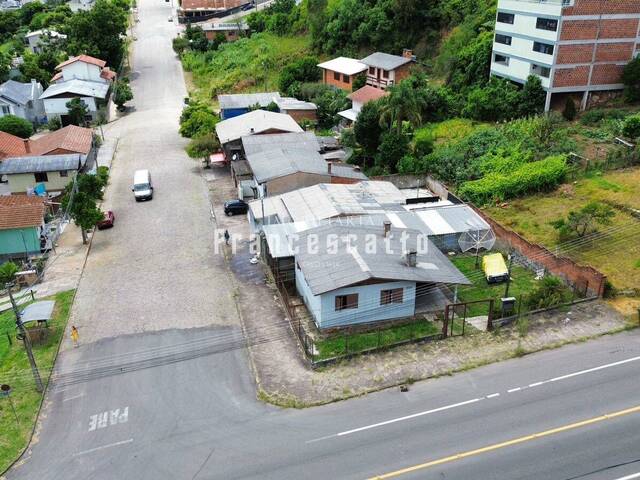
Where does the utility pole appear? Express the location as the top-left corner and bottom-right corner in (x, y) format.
(504, 253), (514, 299)
(6, 283), (43, 392)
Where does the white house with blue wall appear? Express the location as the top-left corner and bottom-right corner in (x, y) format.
(293, 224), (470, 330)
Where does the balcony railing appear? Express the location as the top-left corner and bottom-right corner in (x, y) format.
(504, 0), (572, 5)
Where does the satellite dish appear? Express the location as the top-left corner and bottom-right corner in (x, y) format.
(458, 229), (496, 268)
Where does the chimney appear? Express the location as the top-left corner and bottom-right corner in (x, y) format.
(327, 161), (332, 175)
(383, 220), (391, 238)
(250, 127), (255, 134)
(404, 250), (417, 267)
(24, 139), (30, 154)
(353, 165), (361, 171)
(402, 49), (413, 59)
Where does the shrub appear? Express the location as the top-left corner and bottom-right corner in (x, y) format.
(580, 108), (626, 126)
(0, 261), (19, 285)
(0, 114), (33, 138)
(179, 102), (219, 138)
(551, 201), (615, 240)
(622, 115), (640, 139)
(375, 130), (409, 173)
(47, 116), (62, 131)
(525, 276), (570, 310)
(562, 97), (577, 121)
(278, 56), (320, 96)
(412, 128), (434, 157)
(172, 36), (189, 55)
(622, 56), (640, 102)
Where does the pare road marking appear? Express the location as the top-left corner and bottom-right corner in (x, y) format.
(88, 407), (129, 432)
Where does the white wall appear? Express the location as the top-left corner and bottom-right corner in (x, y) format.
(498, 0), (563, 17)
(43, 96), (97, 117)
(61, 62), (105, 83)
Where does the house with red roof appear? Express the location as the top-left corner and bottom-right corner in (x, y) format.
(0, 195), (46, 260)
(338, 85), (389, 124)
(40, 55), (115, 125)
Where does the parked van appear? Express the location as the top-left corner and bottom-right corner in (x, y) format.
(132, 169), (153, 201)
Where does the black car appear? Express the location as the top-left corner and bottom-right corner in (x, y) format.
(224, 199), (249, 216)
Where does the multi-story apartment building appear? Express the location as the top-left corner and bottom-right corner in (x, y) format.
(490, 0), (640, 110)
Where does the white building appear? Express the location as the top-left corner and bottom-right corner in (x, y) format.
(24, 30), (67, 54)
(0, 79), (45, 124)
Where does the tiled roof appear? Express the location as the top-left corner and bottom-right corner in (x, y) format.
(0, 131), (28, 158)
(348, 85), (389, 104)
(30, 125), (93, 155)
(0, 195), (45, 230)
(50, 71), (63, 83)
(56, 54), (106, 70)
(100, 68), (116, 81)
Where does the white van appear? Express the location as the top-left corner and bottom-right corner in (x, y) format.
(132, 169), (153, 201)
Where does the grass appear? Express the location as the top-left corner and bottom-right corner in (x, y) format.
(181, 32), (312, 104)
(315, 320), (440, 361)
(450, 255), (539, 317)
(483, 167), (640, 290)
(0, 290), (74, 472)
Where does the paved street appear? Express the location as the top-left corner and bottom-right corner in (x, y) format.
(5, 0), (640, 478)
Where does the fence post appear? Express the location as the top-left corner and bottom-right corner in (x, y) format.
(29, 290), (35, 301)
(344, 333), (349, 355)
(6, 331), (11, 346)
(487, 299), (494, 331)
(377, 328), (381, 348)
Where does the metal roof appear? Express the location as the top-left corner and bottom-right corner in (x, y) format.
(338, 108), (358, 122)
(241, 132), (319, 155)
(317, 57), (368, 76)
(275, 97), (317, 111)
(360, 52), (413, 71)
(218, 92), (281, 110)
(329, 163), (367, 180)
(0, 80), (36, 106)
(215, 110), (303, 144)
(40, 79), (109, 100)
(295, 225), (470, 295)
(247, 148), (329, 183)
(0, 153), (83, 174)
(20, 300), (55, 324)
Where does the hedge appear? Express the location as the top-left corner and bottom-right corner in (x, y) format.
(458, 155), (568, 205)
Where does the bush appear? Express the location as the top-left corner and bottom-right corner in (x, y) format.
(96, 166), (109, 187)
(278, 56), (320, 96)
(0, 261), (19, 285)
(580, 108), (626, 126)
(47, 116), (62, 131)
(562, 97), (577, 121)
(525, 276), (570, 310)
(622, 115), (640, 139)
(412, 128), (434, 157)
(179, 102), (219, 138)
(0, 114), (33, 138)
(172, 36), (189, 55)
(375, 130), (409, 173)
(622, 57), (640, 102)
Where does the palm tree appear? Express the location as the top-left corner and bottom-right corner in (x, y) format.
(378, 81), (425, 133)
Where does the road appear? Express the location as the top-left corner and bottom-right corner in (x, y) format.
(7, 0), (640, 478)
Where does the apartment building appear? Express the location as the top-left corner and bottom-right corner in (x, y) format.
(490, 0), (640, 110)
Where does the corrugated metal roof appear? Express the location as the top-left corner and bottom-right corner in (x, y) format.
(218, 92), (281, 110)
(215, 110), (303, 144)
(242, 132), (319, 155)
(275, 97), (317, 111)
(0, 153), (82, 174)
(361, 52), (413, 71)
(295, 225), (470, 295)
(329, 163), (367, 180)
(40, 79), (109, 100)
(247, 148), (329, 183)
(0, 80), (36, 106)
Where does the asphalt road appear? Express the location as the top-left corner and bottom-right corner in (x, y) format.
(7, 0), (640, 478)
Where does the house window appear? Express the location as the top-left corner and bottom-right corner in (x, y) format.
(335, 293), (358, 311)
(368, 66), (375, 75)
(59, 170), (68, 177)
(0, 105), (9, 115)
(34, 172), (48, 183)
(382, 69), (389, 79)
(533, 41), (554, 55)
(531, 63), (551, 78)
(497, 12), (514, 24)
(536, 18), (558, 32)
(380, 288), (403, 305)
(333, 71), (341, 81)
(343, 74), (350, 84)
(494, 53), (509, 66)
(495, 34), (512, 46)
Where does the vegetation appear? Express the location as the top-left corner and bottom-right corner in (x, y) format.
(0, 290), (74, 473)
(114, 78), (133, 110)
(551, 201), (615, 240)
(622, 57), (640, 102)
(0, 115), (33, 138)
(278, 55), (320, 96)
(61, 173), (107, 244)
(525, 276), (572, 310)
(65, 98), (89, 126)
(186, 134), (220, 168)
(179, 101), (219, 138)
(0, 261), (18, 285)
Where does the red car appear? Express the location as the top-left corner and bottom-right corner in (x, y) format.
(97, 210), (115, 230)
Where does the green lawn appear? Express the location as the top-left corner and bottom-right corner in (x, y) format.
(315, 320), (440, 361)
(451, 255), (539, 317)
(0, 290), (74, 472)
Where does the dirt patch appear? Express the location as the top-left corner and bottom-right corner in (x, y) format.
(608, 297), (640, 317)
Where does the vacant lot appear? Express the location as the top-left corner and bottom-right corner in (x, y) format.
(484, 168), (640, 290)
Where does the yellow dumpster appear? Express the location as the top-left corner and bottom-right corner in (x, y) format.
(482, 253), (509, 284)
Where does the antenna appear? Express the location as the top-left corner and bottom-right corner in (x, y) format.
(458, 228), (496, 268)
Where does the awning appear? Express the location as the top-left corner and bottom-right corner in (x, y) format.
(20, 300), (55, 325)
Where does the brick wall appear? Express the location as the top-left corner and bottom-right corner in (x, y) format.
(394, 64), (412, 84)
(322, 69), (355, 91)
(560, 20), (599, 40)
(595, 42), (635, 62)
(563, 0), (640, 16)
(591, 63), (626, 85)
(553, 66), (589, 87)
(472, 207), (607, 297)
(599, 18), (640, 39)
(560, 18), (639, 41)
(556, 44), (594, 64)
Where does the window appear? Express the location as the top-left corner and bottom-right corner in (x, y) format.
(59, 170), (68, 177)
(368, 66), (375, 75)
(333, 71), (340, 81)
(335, 293), (358, 311)
(531, 64), (551, 78)
(380, 288), (403, 305)
(343, 74), (350, 84)
(495, 34), (512, 46)
(533, 41), (554, 55)
(34, 172), (48, 183)
(536, 17), (558, 32)
(497, 12), (514, 24)
(382, 69), (389, 79)
(0, 105), (9, 115)
(494, 53), (509, 66)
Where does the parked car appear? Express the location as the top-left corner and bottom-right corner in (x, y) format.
(224, 199), (248, 216)
(132, 169), (153, 202)
(97, 211), (115, 230)
(168, 15), (173, 21)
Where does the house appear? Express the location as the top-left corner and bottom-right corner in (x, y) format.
(0, 153), (86, 195)
(490, 0), (640, 111)
(339, 85), (389, 124)
(24, 29), (67, 54)
(274, 97), (317, 123)
(0, 195), (46, 260)
(218, 92), (281, 120)
(40, 55), (115, 124)
(0, 131), (29, 159)
(0, 79), (45, 124)
(317, 57), (367, 91)
(215, 110), (303, 159)
(360, 50), (415, 90)
(293, 224), (470, 329)
(197, 21), (249, 42)
(177, 0), (249, 24)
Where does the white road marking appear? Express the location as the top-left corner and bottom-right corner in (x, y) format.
(614, 473), (640, 480)
(486, 393), (500, 399)
(63, 393), (85, 402)
(507, 387), (521, 393)
(72, 438), (133, 457)
(88, 407), (129, 432)
(528, 382), (543, 388)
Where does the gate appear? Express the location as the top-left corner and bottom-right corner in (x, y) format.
(443, 299), (494, 337)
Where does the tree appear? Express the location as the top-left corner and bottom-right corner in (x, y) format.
(622, 57), (640, 102)
(562, 97), (577, 121)
(622, 114), (640, 139)
(0, 115), (33, 138)
(379, 81), (425, 133)
(352, 74), (366, 92)
(278, 56), (320, 96)
(186, 134), (220, 168)
(62, 174), (105, 244)
(463, 78), (521, 122)
(188, 26), (209, 52)
(19, 53), (51, 87)
(313, 87), (349, 129)
(354, 99), (384, 159)
(66, 98), (89, 126)
(47, 116), (62, 131)
(552, 201), (615, 240)
(114, 79), (133, 110)
(172, 36), (189, 55)
(518, 75), (546, 117)
(375, 130), (409, 173)
(0, 261), (18, 285)
(179, 102), (219, 138)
